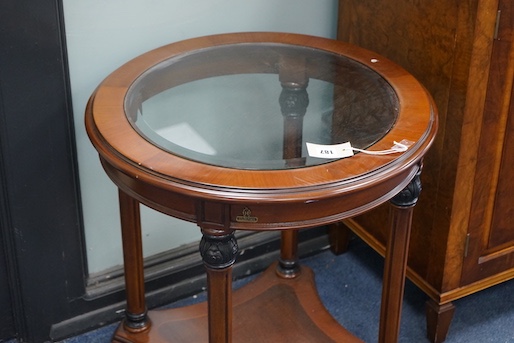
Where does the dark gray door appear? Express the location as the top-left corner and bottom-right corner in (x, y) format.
(0, 1), (86, 341)
(0, 237), (15, 340)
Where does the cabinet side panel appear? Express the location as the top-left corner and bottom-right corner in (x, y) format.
(337, 0), (479, 291)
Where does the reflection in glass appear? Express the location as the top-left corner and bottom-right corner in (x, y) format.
(127, 44), (399, 170)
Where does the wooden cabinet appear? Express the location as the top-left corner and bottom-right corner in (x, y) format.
(334, 0), (513, 342)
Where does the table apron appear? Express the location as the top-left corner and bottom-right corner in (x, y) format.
(102, 159), (419, 231)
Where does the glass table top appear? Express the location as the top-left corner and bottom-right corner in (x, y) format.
(125, 43), (399, 170)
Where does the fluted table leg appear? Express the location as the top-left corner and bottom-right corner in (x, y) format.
(379, 167), (422, 343)
(118, 189), (149, 332)
(200, 229), (238, 343)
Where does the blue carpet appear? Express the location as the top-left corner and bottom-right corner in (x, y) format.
(15, 238), (514, 342)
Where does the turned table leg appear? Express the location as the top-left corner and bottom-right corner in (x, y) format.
(277, 230), (301, 278)
(379, 167), (422, 343)
(118, 190), (149, 332)
(200, 229), (238, 343)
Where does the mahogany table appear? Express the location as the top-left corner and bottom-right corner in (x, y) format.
(85, 32), (437, 342)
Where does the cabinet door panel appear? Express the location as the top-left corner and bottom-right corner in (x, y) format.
(462, 1), (514, 284)
(489, 91), (514, 247)
(488, 0), (514, 248)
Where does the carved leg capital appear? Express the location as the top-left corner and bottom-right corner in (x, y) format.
(199, 231), (238, 269)
(391, 166), (422, 207)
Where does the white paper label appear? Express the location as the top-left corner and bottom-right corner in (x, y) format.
(306, 140), (411, 159)
(306, 142), (354, 159)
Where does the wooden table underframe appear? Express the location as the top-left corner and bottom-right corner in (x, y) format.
(85, 32), (437, 343)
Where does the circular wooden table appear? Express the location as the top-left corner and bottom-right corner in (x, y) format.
(86, 32), (437, 342)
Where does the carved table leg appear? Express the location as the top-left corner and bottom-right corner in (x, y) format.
(426, 299), (455, 343)
(118, 190), (149, 332)
(200, 229), (238, 343)
(379, 168), (422, 343)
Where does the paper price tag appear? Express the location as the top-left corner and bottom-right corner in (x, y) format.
(306, 142), (354, 159)
(306, 140), (411, 159)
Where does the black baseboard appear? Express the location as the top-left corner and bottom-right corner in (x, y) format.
(50, 227), (329, 341)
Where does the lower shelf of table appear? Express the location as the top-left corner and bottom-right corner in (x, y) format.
(113, 263), (363, 342)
